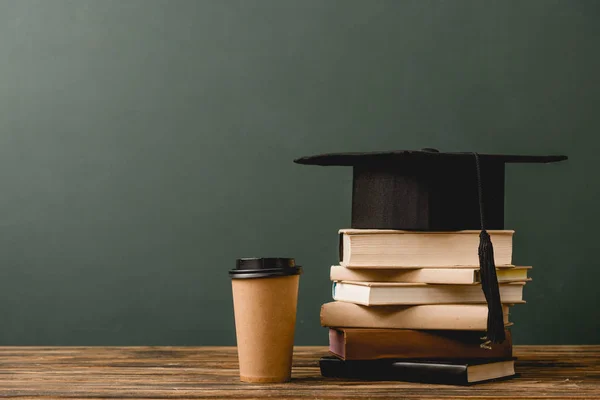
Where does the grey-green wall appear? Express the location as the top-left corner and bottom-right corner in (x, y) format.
(0, 0), (597, 345)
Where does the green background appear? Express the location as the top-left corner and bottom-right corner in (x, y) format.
(0, 0), (597, 345)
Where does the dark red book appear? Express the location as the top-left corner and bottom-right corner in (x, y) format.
(329, 328), (512, 360)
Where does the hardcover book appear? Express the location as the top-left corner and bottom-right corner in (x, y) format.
(332, 281), (525, 306)
(330, 265), (530, 284)
(321, 302), (511, 330)
(319, 356), (516, 385)
(339, 229), (514, 268)
(329, 328), (512, 360)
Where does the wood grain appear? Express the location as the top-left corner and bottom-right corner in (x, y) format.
(0, 346), (597, 399)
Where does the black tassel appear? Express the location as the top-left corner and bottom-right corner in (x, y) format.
(478, 230), (506, 345)
(473, 153), (505, 347)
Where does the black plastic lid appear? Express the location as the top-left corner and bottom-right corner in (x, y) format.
(229, 258), (303, 279)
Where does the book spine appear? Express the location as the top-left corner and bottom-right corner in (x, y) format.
(338, 233), (344, 263)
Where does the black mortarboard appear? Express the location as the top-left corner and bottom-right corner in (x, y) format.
(294, 148), (567, 345)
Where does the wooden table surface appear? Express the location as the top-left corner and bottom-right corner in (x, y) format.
(0, 346), (598, 399)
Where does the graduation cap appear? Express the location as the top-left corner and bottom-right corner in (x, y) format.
(294, 148), (567, 345)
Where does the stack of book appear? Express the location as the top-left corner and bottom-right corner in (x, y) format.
(320, 229), (530, 385)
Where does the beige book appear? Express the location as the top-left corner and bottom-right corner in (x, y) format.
(332, 281), (525, 306)
(321, 301), (511, 330)
(330, 265), (531, 284)
(340, 229), (513, 268)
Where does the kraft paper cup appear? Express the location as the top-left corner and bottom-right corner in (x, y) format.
(230, 258), (302, 383)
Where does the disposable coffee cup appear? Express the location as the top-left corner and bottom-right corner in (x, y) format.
(230, 258), (302, 383)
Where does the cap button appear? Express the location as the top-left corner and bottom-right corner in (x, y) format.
(421, 148), (440, 153)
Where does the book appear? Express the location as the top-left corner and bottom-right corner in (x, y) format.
(330, 265), (530, 284)
(319, 356), (516, 385)
(332, 281), (525, 306)
(321, 302), (511, 330)
(329, 328), (512, 360)
(339, 229), (514, 267)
